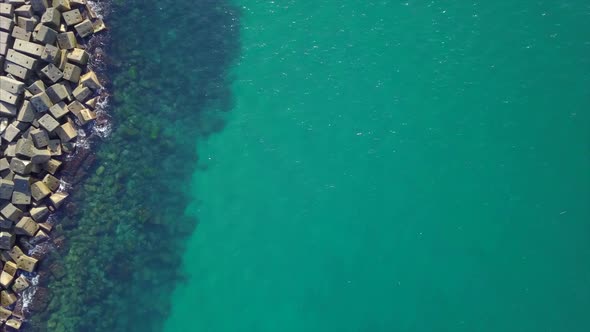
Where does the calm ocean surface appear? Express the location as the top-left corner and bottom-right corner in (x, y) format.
(39, 0), (590, 331)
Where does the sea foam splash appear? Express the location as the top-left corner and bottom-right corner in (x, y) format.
(20, 275), (40, 311)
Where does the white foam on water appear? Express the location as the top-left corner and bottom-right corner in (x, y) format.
(21, 275), (40, 313)
(87, 1), (107, 19)
(93, 94), (113, 139)
(74, 128), (92, 151)
(58, 179), (73, 192)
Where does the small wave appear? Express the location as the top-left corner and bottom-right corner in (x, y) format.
(93, 94), (112, 139)
(74, 129), (92, 151)
(20, 275), (40, 313)
(58, 179), (73, 193)
(87, 1), (109, 19)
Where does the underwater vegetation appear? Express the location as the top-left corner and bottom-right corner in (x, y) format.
(26, 0), (240, 331)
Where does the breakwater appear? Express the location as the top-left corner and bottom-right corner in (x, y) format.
(1, 0), (107, 330)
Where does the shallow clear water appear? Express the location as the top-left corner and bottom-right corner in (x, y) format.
(36, 0), (589, 331)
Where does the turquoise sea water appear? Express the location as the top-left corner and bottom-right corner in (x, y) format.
(34, 0), (589, 331)
(164, 1), (590, 332)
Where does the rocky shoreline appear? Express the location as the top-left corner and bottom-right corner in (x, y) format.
(0, 0), (107, 330)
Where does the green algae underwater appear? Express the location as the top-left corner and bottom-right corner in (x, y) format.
(25, 0), (590, 332)
(26, 0), (240, 331)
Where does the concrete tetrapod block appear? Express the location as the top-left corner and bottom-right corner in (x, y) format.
(63, 62), (81, 82)
(17, 100), (36, 123)
(12, 275), (30, 293)
(0, 89), (20, 105)
(17, 254), (38, 272)
(0, 179), (14, 200)
(38, 113), (60, 132)
(0, 16), (14, 32)
(0, 231), (14, 250)
(0, 76), (26, 94)
(42, 174), (60, 192)
(15, 216), (40, 236)
(72, 84), (91, 101)
(42, 159), (61, 175)
(30, 91), (53, 112)
(30, 128), (50, 148)
(79, 108), (96, 124)
(31, 148), (51, 164)
(0, 101), (17, 117)
(30, 205), (49, 221)
(0, 202), (23, 222)
(62, 8), (82, 26)
(2, 123), (20, 142)
(40, 43), (59, 62)
(15, 137), (37, 158)
(6, 49), (36, 69)
(53, 0), (72, 12)
(18, 16), (38, 32)
(0, 307), (11, 322)
(47, 83), (70, 103)
(5, 318), (22, 330)
(15, 5), (33, 18)
(27, 80), (46, 94)
(66, 47), (88, 65)
(30, 0), (49, 14)
(3, 61), (29, 80)
(11, 174), (32, 204)
(74, 18), (93, 37)
(57, 31), (76, 49)
(49, 101), (69, 119)
(49, 192), (68, 208)
(40, 63), (64, 83)
(11, 25), (31, 41)
(48, 139), (62, 156)
(0, 261), (17, 288)
(0, 290), (17, 307)
(55, 122), (77, 142)
(34, 24), (58, 44)
(0, 4), (14, 18)
(41, 7), (61, 29)
(9, 158), (32, 176)
(79, 70), (102, 90)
